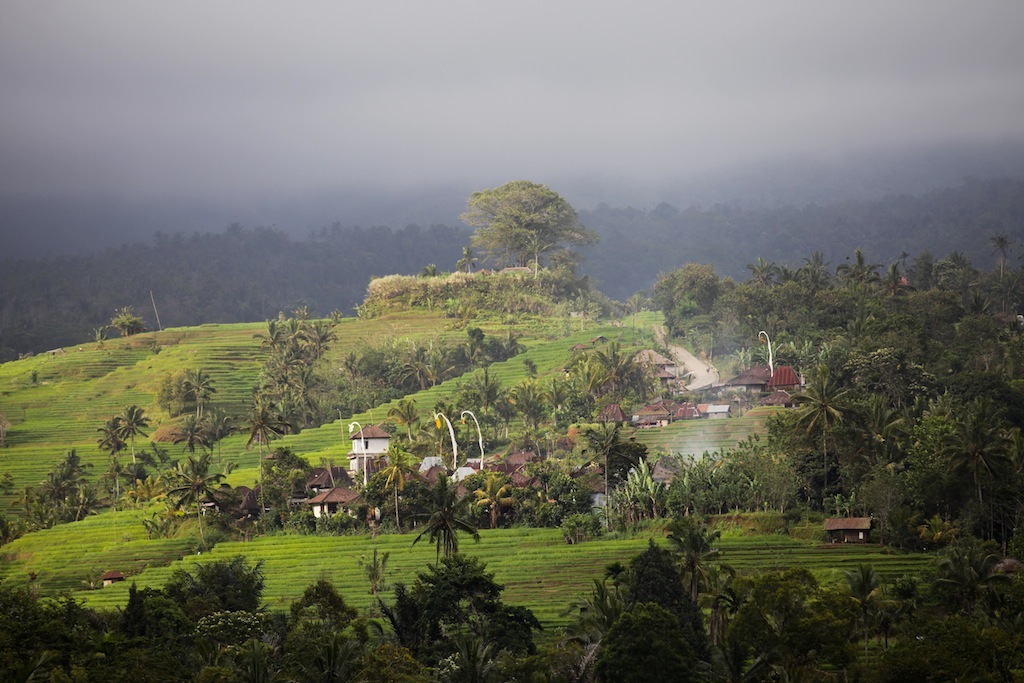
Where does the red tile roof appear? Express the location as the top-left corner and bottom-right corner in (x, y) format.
(768, 365), (800, 389)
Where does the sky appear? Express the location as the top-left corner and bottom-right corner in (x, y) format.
(2, 1), (1024, 243)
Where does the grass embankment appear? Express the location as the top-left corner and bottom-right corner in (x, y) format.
(634, 406), (780, 457)
(70, 527), (934, 636)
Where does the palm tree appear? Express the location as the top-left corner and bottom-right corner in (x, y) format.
(183, 370), (216, 418)
(167, 451), (226, 548)
(203, 407), (236, 461)
(582, 422), (639, 530)
(413, 474), (479, 561)
(246, 398), (288, 516)
(173, 415), (211, 456)
(116, 405), (150, 464)
(474, 472), (514, 529)
(300, 319), (336, 362)
(456, 245), (477, 273)
(846, 564), (881, 663)
(379, 443), (418, 531)
(798, 251), (831, 293)
(387, 398), (419, 441)
(97, 417), (126, 457)
(990, 231), (1011, 278)
(836, 248), (882, 288)
(667, 516), (723, 602)
(793, 363), (852, 502)
(746, 257), (778, 287)
(941, 396), (1010, 505)
(511, 378), (547, 433)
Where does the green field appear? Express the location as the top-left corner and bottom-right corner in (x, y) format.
(54, 526), (933, 635)
(633, 406), (780, 456)
(0, 310), (634, 509)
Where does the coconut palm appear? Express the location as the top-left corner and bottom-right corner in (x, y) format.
(933, 543), (1010, 615)
(183, 370), (216, 418)
(798, 251), (831, 293)
(991, 231), (1011, 277)
(97, 417), (126, 457)
(836, 248), (882, 288)
(474, 472), (515, 529)
(173, 415), (211, 456)
(203, 407), (236, 461)
(456, 245), (477, 273)
(667, 516), (724, 602)
(413, 474), (479, 561)
(167, 451), (226, 548)
(116, 405), (150, 464)
(793, 363), (852, 500)
(582, 422), (640, 530)
(511, 378), (547, 433)
(942, 396), (1010, 504)
(746, 257), (778, 287)
(846, 564), (881, 662)
(300, 319), (336, 361)
(387, 398), (419, 441)
(379, 443), (418, 531)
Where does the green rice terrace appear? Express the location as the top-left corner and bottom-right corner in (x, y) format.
(0, 305), (891, 640)
(0, 513), (934, 637)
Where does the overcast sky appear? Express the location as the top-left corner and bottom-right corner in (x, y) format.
(2, 1), (1023, 205)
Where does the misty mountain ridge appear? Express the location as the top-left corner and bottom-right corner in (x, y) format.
(3, 172), (1024, 360)
(3, 139), (1023, 260)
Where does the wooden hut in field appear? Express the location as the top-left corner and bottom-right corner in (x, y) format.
(824, 517), (872, 543)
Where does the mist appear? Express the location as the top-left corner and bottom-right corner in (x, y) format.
(2, 1), (1024, 256)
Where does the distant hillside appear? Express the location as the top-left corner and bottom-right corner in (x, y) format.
(4, 177), (1024, 357)
(580, 177), (1024, 300)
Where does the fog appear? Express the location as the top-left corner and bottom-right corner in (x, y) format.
(2, 1), (1024, 255)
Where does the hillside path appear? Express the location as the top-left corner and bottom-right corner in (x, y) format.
(654, 325), (720, 391)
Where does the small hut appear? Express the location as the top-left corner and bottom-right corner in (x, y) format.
(101, 570), (126, 587)
(824, 517), (872, 543)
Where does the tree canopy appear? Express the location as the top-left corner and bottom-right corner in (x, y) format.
(460, 180), (597, 275)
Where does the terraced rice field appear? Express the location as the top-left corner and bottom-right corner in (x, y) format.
(257, 318), (650, 470)
(0, 507), (196, 593)
(633, 406), (781, 456)
(0, 310), (614, 508)
(72, 527), (935, 636)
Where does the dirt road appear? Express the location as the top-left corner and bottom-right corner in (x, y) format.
(655, 325), (719, 391)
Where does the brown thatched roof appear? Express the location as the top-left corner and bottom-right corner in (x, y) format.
(307, 487), (360, 506)
(307, 466), (354, 489)
(598, 403), (627, 423)
(725, 366), (772, 387)
(823, 517), (871, 531)
(351, 425), (391, 439)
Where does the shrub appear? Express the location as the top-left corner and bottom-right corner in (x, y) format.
(561, 512), (602, 544)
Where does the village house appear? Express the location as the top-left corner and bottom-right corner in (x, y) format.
(348, 425), (391, 484)
(724, 366), (773, 392)
(633, 400), (682, 428)
(306, 466), (354, 494)
(824, 517), (872, 543)
(308, 486), (361, 519)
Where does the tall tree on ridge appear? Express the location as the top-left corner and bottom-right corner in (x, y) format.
(461, 180), (597, 277)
